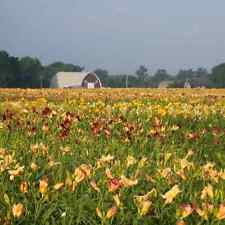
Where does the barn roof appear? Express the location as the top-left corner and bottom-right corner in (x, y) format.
(50, 72), (99, 88)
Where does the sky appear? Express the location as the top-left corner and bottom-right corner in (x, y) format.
(1, 0), (225, 74)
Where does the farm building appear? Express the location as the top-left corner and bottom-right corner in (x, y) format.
(50, 72), (102, 88)
(158, 81), (173, 88)
(184, 80), (191, 88)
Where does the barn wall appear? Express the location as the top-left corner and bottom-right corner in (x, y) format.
(50, 72), (102, 88)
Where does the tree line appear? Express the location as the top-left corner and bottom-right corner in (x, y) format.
(1, 50), (225, 88)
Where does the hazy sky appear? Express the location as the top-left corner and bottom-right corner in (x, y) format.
(1, 0), (225, 74)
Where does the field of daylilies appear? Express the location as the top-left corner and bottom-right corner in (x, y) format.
(0, 88), (225, 225)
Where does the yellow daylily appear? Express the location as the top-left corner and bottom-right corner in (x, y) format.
(162, 185), (181, 204)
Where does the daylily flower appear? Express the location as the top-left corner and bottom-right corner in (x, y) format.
(134, 188), (157, 216)
(97, 154), (114, 168)
(39, 179), (48, 195)
(12, 203), (25, 218)
(162, 185), (181, 204)
(96, 207), (103, 219)
(8, 166), (24, 180)
(90, 180), (100, 192)
(113, 194), (121, 207)
(216, 204), (225, 220)
(106, 206), (117, 219)
(108, 178), (122, 192)
(30, 162), (38, 171)
(176, 220), (186, 225)
(195, 203), (213, 220)
(54, 182), (64, 190)
(178, 203), (193, 218)
(73, 164), (92, 183)
(20, 181), (28, 193)
(105, 168), (114, 179)
(120, 175), (138, 188)
(126, 155), (137, 167)
(201, 184), (214, 200)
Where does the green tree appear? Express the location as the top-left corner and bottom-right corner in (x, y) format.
(136, 65), (148, 79)
(42, 62), (84, 87)
(210, 63), (225, 88)
(151, 69), (171, 87)
(94, 69), (109, 87)
(18, 57), (43, 88)
(0, 51), (19, 87)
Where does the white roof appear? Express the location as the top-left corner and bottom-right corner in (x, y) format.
(50, 72), (95, 88)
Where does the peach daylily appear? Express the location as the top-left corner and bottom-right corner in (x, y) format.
(96, 207), (103, 219)
(105, 168), (114, 179)
(8, 166), (24, 180)
(179, 203), (194, 218)
(105, 206), (117, 219)
(74, 164), (92, 183)
(97, 154), (114, 168)
(90, 180), (100, 192)
(54, 182), (64, 190)
(12, 203), (25, 218)
(20, 181), (28, 193)
(30, 162), (38, 171)
(120, 175), (138, 188)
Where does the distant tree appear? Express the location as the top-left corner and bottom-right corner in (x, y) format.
(136, 65), (148, 80)
(195, 67), (208, 78)
(126, 75), (139, 88)
(0, 51), (19, 87)
(18, 57), (43, 88)
(176, 69), (195, 81)
(152, 69), (171, 87)
(210, 63), (225, 88)
(106, 75), (128, 88)
(154, 69), (170, 79)
(94, 69), (109, 87)
(42, 62), (84, 87)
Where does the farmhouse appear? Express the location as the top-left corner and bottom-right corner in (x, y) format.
(50, 72), (102, 88)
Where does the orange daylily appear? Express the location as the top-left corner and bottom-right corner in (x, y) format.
(216, 204), (225, 220)
(39, 179), (48, 195)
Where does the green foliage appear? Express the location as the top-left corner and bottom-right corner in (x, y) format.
(42, 62), (84, 88)
(0, 50), (84, 88)
(0, 50), (223, 88)
(210, 63), (225, 88)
